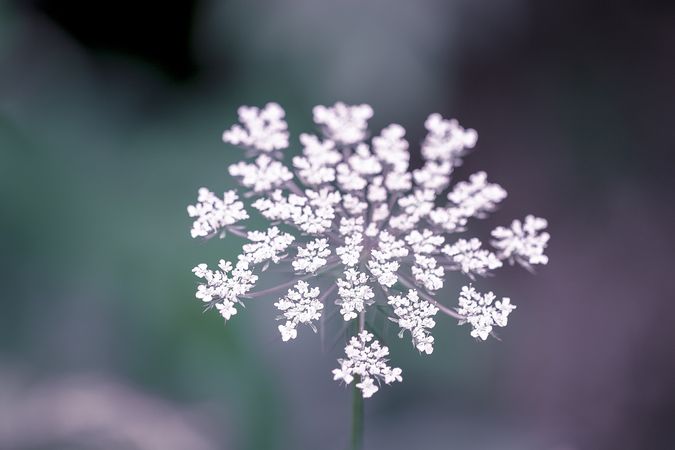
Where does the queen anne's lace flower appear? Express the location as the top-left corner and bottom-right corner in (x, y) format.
(332, 331), (402, 398)
(188, 102), (550, 398)
(274, 281), (323, 341)
(456, 285), (517, 340)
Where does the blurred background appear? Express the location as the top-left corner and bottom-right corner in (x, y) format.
(1, 0), (674, 449)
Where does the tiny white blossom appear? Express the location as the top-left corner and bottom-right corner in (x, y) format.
(398, 189), (436, 218)
(446, 171), (507, 218)
(368, 231), (409, 288)
(384, 171), (413, 192)
(313, 102), (373, 145)
(388, 289), (439, 354)
(222, 102), (289, 152)
(187, 188), (248, 238)
(299, 133), (342, 166)
(252, 190), (305, 221)
(336, 232), (364, 267)
(336, 269), (374, 320)
(412, 254), (445, 291)
(366, 176), (387, 203)
(422, 113), (477, 164)
(306, 188), (342, 209)
(293, 238), (331, 274)
(428, 172), (507, 232)
(274, 280), (324, 341)
(373, 124), (410, 173)
(364, 222), (380, 237)
(405, 229), (445, 254)
(371, 203), (390, 223)
(356, 376), (379, 398)
(443, 238), (502, 277)
(338, 217), (364, 235)
(294, 207), (334, 234)
(389, 212), (421, 231)
(243, 227), (295, 264)
(336, 162), (368, 191)
(348, 144), (382, 176)
(192, 258), (258, 321)
(332, 331), (402, 398)
(491, 215), (550, 267)
(427, 206), (470, 233)
(229, 154), (294, 192)
(413, 161), (453, 192)
(342, 194), (368, 215)
(293, 156), (336, 185)
(294, 134), (341, 185)
(456, 285), (517, 340)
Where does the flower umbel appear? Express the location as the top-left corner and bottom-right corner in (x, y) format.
(332, 331), (403, 398)
(274, 280), (324, 342)
(188, 102), (550, 398)
(456, 285), (517, 340)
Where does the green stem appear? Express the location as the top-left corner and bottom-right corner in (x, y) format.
(350, 311), (366, 450)
(350, 380), (364, 450)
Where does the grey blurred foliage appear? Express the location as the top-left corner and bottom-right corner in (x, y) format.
(0, 371), (223, 450)
(1, 1), (674, 450)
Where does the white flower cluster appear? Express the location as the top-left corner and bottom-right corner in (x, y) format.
(188, 102), (550, 398)
(388, 290), (438, 354)
(332, 331), (402, 398)
(492, 215), (551, 267)
(187, 188), (248, 238)
(274, 281), (324, 342)
(456, 285), (516, 340)
(222, 103), (289, 152)
(336, 268), (374, 321)
(192, 259), (258, 320)
(422, 113), (478, 164)
(242, 227), (295, 265)
(292, 238), (331, 274)
(443, 238), (502, 277)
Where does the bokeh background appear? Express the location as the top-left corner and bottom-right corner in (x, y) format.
(1, 1), (674, 449)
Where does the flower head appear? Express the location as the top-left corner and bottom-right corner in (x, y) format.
(188, 102), (550, 397)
